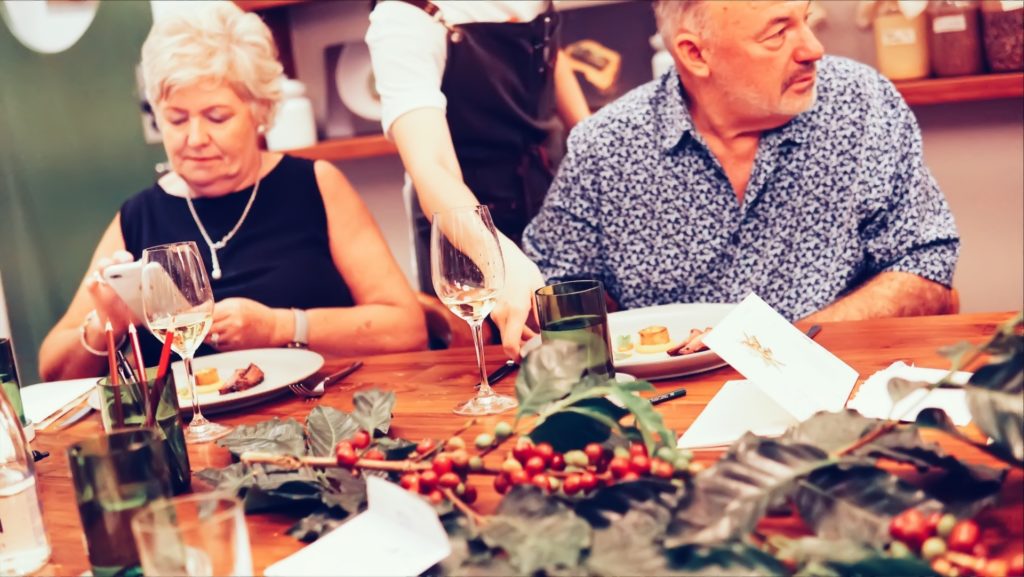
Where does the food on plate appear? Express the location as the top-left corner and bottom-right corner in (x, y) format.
(614, 334), (635, 359)
(179, 367), (222, 397)
(636, 326), (674, 354)
(667, 327), (712, 357)
(219, 363), (265, 395)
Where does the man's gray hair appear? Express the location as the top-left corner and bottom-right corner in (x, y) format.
(652, 0), (710, 46)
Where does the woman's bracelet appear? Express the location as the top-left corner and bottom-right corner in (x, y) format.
(78, 310), (126, 356)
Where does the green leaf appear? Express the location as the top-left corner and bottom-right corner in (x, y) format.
(782, 410), (885, 452)
(613, 379), (656, 393)
(886, 377), (944, 405)
(351, 389), (396, 435)
(243, 466), (324, 513)
(665, 433), (835, 547)
(769, 536), (938, 577)
(373, 437), (417, 460)
(305, 406), (360, 457)
(217, 418), (306, 458)
(665, 542), (790, 576)
(938, 341), (977, 369)
(194, 462), (253, 495)
(965, 351), (1024, 465)
(482, 486), (591, 574)
(917, 408), (1022, 468)
(528, 398), (626, 452)
(516, 341), (588, 418)
(318, 468), (367, 516)
(608, 386), (676, 455)
(793, 464), (942, 547)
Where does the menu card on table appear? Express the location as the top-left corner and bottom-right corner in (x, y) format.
(678, 294), (859, 449)
(264, 476), (452, 577)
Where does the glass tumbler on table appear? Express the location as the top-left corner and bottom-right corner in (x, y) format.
(142, 241), (231, 443)
(535, 280), (616, 380)
(430, 205), (517, 415)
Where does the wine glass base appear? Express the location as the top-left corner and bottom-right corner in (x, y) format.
(453, 393), (518, 416)
(184, 420), (233, 443)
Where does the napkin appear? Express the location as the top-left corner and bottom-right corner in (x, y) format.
(264, 477), (451, 577)
(846, 361), (972, 426)
(677, 380), (795, 449)
(20, 377), (96, 425)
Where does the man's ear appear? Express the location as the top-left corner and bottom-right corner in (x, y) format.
(670, 32), (710, 79)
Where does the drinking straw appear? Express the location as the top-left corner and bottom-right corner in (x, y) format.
(148, 327), (175, 427)
(128, 323), (151, 426)
(105, 321), (124, 428)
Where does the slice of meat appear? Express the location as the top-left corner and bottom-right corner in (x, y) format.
(666, 328), (702, 357)
(666, 327), (712, 357)
(219, 363), (265, 394)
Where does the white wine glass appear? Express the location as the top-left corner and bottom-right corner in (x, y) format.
(141, 241), (231, 442)
(431, 205), (517, 415)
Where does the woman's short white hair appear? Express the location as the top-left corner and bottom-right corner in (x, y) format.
(141, 1), (283, 126)
(653, 0), (710, 46)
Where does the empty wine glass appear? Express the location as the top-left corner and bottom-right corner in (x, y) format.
(141, 241), (230, 442)
(431, 206), (517, 415)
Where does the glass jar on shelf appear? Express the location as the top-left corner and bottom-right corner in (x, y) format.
(980, 0), (1024, 72)
(928, 0), (985, 76)
(873, 0), (931, 80)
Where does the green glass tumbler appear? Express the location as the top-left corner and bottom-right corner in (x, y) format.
(96, 368), (191, 494)
(67, 428), (174, 577)
(535, 280), (616, 379)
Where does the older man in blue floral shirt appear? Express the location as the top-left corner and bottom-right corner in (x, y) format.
(523, 0), (958, 321)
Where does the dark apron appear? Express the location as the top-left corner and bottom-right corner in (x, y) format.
(398, 0), (560, 291)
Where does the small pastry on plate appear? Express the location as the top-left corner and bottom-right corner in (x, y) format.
(636, 325), (675, 354)
(178, 367), (222, 397)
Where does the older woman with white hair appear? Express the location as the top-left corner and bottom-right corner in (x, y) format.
(40, 1), (426, 380)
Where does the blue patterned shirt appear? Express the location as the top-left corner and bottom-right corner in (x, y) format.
(523, 56), (959, 320)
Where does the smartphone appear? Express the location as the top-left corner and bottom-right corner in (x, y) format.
(102, 260), (145, 320)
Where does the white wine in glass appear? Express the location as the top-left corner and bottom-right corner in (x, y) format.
(142, 241), (231, 443)
(431, 206), (517, 415)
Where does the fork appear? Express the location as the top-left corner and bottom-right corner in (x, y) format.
(288, 361), (364, 399)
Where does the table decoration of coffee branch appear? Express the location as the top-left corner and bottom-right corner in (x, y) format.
(197, 316), (1024, 576)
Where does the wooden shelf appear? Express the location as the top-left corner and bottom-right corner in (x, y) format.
(284, 134), (398, 162)
(895, 72), (1024, 106)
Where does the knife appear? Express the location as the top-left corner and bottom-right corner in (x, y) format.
(477, 360), (518, 388)
(55, 405), (94, 430)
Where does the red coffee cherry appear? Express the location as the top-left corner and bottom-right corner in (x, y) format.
(432, 454), (454, 475)
(579, 471), (598, 491)
(890, 508), (929, 551)
(584, 443), (605, 465)
(563, 474), (582, 495)
(352, 430), (371, 449)
(609, 456), (631, 479)
(946, 519), (981, 553)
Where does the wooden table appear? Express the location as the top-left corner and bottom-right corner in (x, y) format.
(30, 312), (1023, 576)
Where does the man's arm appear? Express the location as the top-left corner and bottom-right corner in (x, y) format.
(802, 271), (955, 323)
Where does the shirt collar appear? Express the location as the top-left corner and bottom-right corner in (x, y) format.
(655, 70), (821, 151)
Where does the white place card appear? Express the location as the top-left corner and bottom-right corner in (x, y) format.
(678, 293), (859, 449)
(264, 476), (452, 577)
(21, 377), (96, 425)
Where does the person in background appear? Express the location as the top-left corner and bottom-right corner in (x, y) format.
(39, 1), (425, 381)
(365, 0), (590, 358)
(522, 0), (959, 322)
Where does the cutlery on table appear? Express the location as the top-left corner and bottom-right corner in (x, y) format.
(289, 361), (364, 399)
(476, 360), (518, 389)
(54, 405), (94, 430)
(35, 389), (94, 431)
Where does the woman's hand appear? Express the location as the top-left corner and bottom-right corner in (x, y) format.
(208, 297), (286, 351)
(84, 250), (137, 332)
(491, 247), (544, 360)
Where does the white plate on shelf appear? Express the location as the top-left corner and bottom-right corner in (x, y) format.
(524, 303), (735, 381)
(90, 348), (324, 415)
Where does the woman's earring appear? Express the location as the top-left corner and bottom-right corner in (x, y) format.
(257, 125), (266, 135)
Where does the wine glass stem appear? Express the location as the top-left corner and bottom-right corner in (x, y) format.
(471, 320), (493, 397)
(183, 354), (209, 426)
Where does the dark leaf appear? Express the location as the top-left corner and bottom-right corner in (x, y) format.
(194, 462), (253, 495)
(793, 464), (942, 547)
(318, 468), (367, 515)
(782, 410), (885, 452)
(665, 433), (833, 546)
(966, 351), (1024, 465)
(351, 389), (396, 435)
(305, 406), (360, 457)
(578, 480), (685, 577)
(887, 377), (945, 405)
(664, 542), (789, 576)
(516, 341), (588, 417)
(243, 466), (325, 514)
(286, 510), (346, 543)
(217, 418), (306, 458)
(482, 486), (591, 574)
(917, 408), (1022, 467)
(938, 341), (977, 368)
(528, 398), (626, 452)
(373, 437), (417, 460)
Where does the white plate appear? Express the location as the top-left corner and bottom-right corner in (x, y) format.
(524, 303), (735, 381)
(335, 41), (381, 121)
(90, 348), (324, 415)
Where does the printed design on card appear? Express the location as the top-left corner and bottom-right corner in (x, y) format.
(741, 332), (785, 369)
